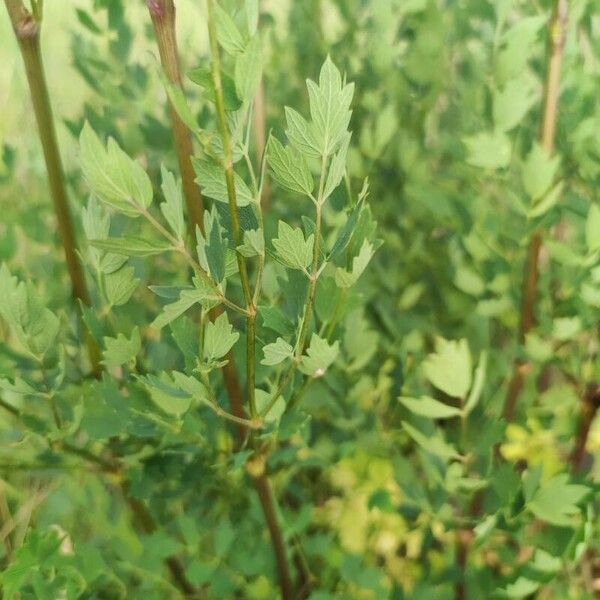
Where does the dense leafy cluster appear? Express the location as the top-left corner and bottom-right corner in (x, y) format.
(0, 0), (599, 599)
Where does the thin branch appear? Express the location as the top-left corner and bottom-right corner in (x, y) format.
(147, 0), (205, 236)
(206, 0), (257, 419)
(4, 0), (101, 377)
(260, 155), (329, 419)
(570, 383), (600, 473)
(503, 0), (568, 422)
(252, 471), (294, 599)
(206, 10), (292, 594)
(296, 154), (328, 358)
(135, 203), (248, 316)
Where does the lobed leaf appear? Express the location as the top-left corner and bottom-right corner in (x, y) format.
(80, 122), (153, 216)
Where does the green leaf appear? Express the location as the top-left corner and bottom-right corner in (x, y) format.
(75, 8), (102, 33)
(79, 379), (128, 440)
(329, 194), (365, 260)
(401, 421), (461, 460)
(261, 305), (295, 336)
(272, 221), (314, 270)
(585, 204), (600, 253)
(307, 56), (354, 157)
(343, 308), (377, 372)
(138, 373), (193, 417)
(81, 195), (111, 270)
(500, 577), (541, 599)
(334, 239), (374, 288)
(527, 181), (563, 218)
(261, 337), (293, 366)
(237, 228), (264, 257)
(527, 474), (589, 526)
(196, 207), (228, 283)
(423, 337), (472, 399)
(0, 376), (41, 397)
(299, 334), (339, 376)
(171, 371), (208, 401)
(188, 67), (242, 112)
(322, 133), (350, 202)
(245, 0), (259, 34)
(268, 136), (314, 196)
(203, 312), (239, 362)
(454, 265), (485, 297)
(0, 265), (59, 358)
(522, 143), (560, 200)
(463, 131), (511, 169)
(103, 327), (141, 367)
(399, 396), (462, 419)
(552, 316), (581, 341)
(492, 76), (537, 132)
(98, 251), (128, 275)
(80, 122), (153, 216)
(0, 533), (50, 598)
(215, 2), (246, 55)
(255, 388), (285, 423)
(496, 16), (546, 84)
(152, 287), (217, 330)
(160, 165), (186, 240)
(284, 107), (321, 159)
(90, 236), (172, 257)
(463, 351), (487, 415)
(161, 74), (198, 132)
(104, 265), (139, 307)
(235, 34), (262, 101)
(192, 158), (252, 206)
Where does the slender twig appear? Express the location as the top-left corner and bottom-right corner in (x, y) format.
(260, 156), (329, 419)
(132, 202), (248, 316)
(570, 383), (600, 473)
(4, 0), (101, 377)
(503, 0), (568, 422)
(454, 528), (472, 600)
(296, 154), (328, 357)
(198, 370), (263, 429)
(146, 0), (248, 443)
(206, 3), (293, 596)
(147, 0), (204, 236)
(207, 0), (256, 417)
(252, 473), (293, 598)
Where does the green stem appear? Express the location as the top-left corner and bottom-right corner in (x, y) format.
(260, 157), (329, 419)
(503, 0), (568, 422)
(206, 4), (292, 596)
(136, 203), (247, 316)
(207, 1), (252, 305)
(148, 0), (250, 483)
(296, 155), (328, 358)
(4, 0), (101, 377)
(198, 370), (262, 429)
(207, 0), (256, 416)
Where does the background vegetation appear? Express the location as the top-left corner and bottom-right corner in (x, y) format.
(1, 0), (599, 598)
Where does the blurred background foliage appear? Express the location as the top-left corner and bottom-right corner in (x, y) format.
(1, 0), (599, 598)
